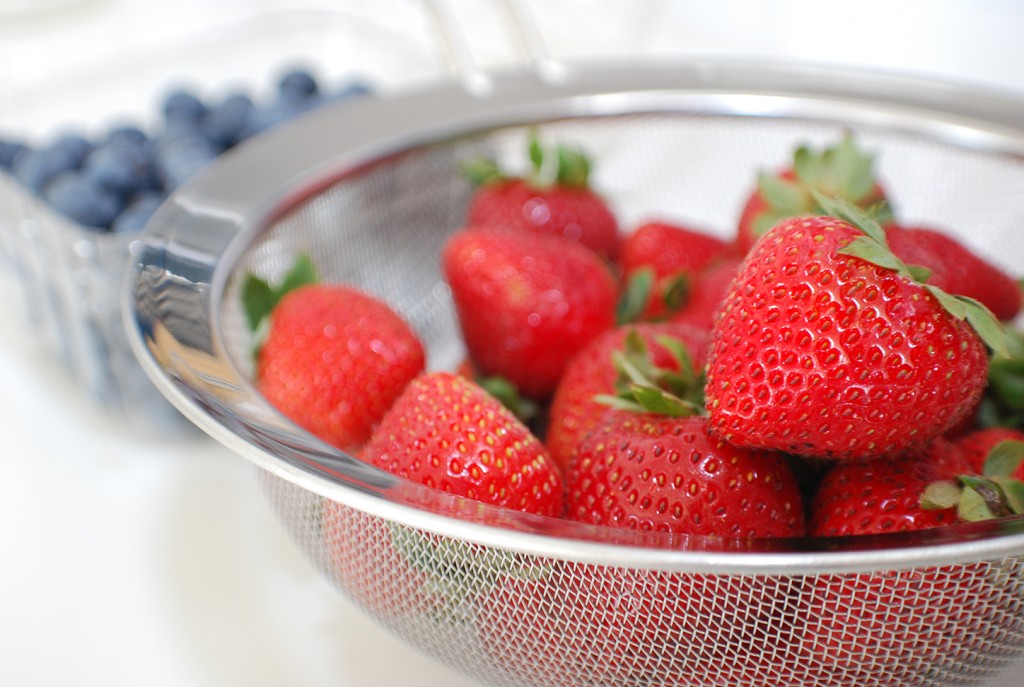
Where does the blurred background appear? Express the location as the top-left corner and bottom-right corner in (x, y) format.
(0, 1), (1021, 686)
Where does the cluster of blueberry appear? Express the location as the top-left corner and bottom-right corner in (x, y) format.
(0, 68), (371, 233)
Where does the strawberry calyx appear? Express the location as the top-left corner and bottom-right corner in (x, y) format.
(752, 132), (893, 239)
(818, 192), (1009, 357)
(617, 267), (690, 324)
(241, 252), (319, 333)
(477, 374), (541, 425)
(595, 329), (704, 417)
(979, 328), (1024, 428)
(461, 128), (592, 190)
(922, 439), (1024, 521)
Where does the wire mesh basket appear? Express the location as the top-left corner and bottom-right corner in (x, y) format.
(124, 7), (1024, 685)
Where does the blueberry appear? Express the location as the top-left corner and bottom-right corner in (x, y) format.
(48, 133), (93, 169)
(13, 148), (69, 194)
(105, 125), (151, 151)
(0, 137), (28, 170)
(43, 171), (123, 229)
(110, 192), (164, 233)
(236, 98), (305, 142)
(153, 135), (220, 190)
(201, 93), (254, 149)
(329, 79), (373, 102)
(83, 142), (154, 198)
(162, 89), (207, 124)
(278, 68), (319, 101)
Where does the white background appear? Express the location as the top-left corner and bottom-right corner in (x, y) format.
(0, 1), (1022, 686)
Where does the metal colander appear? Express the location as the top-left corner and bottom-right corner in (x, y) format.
(125, 31), (1024, 687)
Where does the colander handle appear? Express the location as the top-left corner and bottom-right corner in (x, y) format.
(418, 0), (569, 95)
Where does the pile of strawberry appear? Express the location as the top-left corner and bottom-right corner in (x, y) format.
(245, 131), (1024, 547)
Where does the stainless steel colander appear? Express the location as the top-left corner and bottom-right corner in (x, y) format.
(124, 11), (1024, 685)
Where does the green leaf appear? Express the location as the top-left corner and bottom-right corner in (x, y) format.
(653, 334), (696, 387)
(959, 295), (1010, 358)
(661, 273), (690, 314)
(243, 253), (321, 349)
(617, 268), (654, 325)
(594, 393), (648, 413)
(629, 384), (699, 417)
(905, 263), (934, 283)
(982, 440), (1024, 478)
(792, 145), (822, 188)
(478, 375), (539, 423)
(612, 347), (651, 389)
(831, 132), (876, 202)
(993, 477), (1024, 514)
(813, 191), (888, 245)
(241, 274), (276, 333)
(958, 479), (999, 521)
(528, 129), (544, 174)
(838, 235), (906, 273)
(921, 480), (963, 510)
(959, 475), (1012, 520)
(757, 172), (807, 213)
(279, 253), (319, 296)
(599, 330), (704, 417)
(924, 284), (969, 320)
(460, 157), (505, 186)
(555, 145), (590, 187)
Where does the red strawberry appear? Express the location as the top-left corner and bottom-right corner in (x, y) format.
(362, 371), (564, 517)
(885, 222), (1022, 321)
(669, 254), (742, 332)
(464, 132), (620, 261)
(567, 411), (805, 536)
(809, 439), (970, 538)
(476, 560), (701, 686)
(705, 208), (995, 461)
(545, 321), (710, 474)
(955, 426), (1024, 478)
(254, 279), (425, 452)
(796, 442), (1000, 686)
(563, 408), (805, 684)
(735, 133), (891, 254)
(322, 502), (441, 621)
(619, 220), (732, 320)
(442, 225), (617, 400)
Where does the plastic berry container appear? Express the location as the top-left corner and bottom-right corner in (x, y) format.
(0, 5), (446, 428)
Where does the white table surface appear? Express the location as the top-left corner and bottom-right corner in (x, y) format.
(1, 2), (1022, 686)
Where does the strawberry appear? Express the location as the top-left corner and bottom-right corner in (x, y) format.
(248, 257), (425, 452)
(545, 321), (710, 475)
(362, 371), (564, 517)
(567, 411), (805, 536)
(797, 441), (1011, 686)
(322, 502), (441, 621)
(463, 131), (621, 261)
(705, 204), (998, 461)
(476, 559), (701, 686)
(955, 427), (1024, 478)
(735, 133), (892, 254)
(618, 220), (732, 320)
(809, 439), (970, 538)
(562, 392), (805, 684)
(885, 222), (1022, 321)
(442, 225), (617, 400)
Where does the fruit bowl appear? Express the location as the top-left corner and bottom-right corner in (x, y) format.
(0, 7), (443, 426)
(125, 57), (1024, 686)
